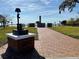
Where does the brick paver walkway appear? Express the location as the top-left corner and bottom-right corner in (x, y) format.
(35, 28), (79, 57)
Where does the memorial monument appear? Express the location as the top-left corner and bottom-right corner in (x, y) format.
(13, 8), (28, 35)
(7, 8), (35, 53)
(36, 16), (45, 27)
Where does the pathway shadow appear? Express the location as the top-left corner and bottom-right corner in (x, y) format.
(1, 47), (45, 59)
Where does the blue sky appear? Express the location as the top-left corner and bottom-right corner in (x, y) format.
(0, 0), (79, 24)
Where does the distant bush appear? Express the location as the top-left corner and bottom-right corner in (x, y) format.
(61, 20), (67, 25)
(47, 23), (52, 27)
(37, 23), (45, 27)
(28, 23), (35, 27)
(61, 18), (79, 26)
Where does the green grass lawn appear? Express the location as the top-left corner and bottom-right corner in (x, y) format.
(0, 27), (16, 42)
(50, 26), (79, 39)
(26, 27), (38, 40)
(26, 27), (37, 33)
(0, 26), (37, 47)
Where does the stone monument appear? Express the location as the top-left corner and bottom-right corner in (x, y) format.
(7, 8), (35, 53)
(13, 8), (28, 35)
(36, 16), (45, 27)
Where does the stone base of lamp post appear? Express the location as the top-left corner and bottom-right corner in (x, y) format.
(7, 33), (35, 53)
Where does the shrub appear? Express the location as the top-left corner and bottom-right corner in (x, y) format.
(37, 23), (45, 27)
(28, 23), (35, 27)
(47, 23), (52, 27)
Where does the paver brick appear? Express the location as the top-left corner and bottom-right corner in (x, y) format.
(36, 28), (79, 57)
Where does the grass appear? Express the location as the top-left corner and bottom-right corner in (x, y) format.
(50, 26), (79, 39)
(26, 27), (38, 40)
(0, 26), (16, 46)
(0, 26), (37, 47)
(0, 26), (16, 42)
(26, 27), (37, 33)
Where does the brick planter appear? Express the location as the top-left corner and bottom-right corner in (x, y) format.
(7, 33), (35, 53)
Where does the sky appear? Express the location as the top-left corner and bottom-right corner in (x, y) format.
(0, 0), (79, 24)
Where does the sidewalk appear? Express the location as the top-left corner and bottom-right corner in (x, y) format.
(36, 28), (79, 57)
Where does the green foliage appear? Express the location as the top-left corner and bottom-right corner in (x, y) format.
(59, 0), (79, 13)
(61, 20), (67, 25)
(25, 27), (38, 40)
(50, 26), (79, 39)
(0, 26), (16, 46)
(0, 15), (10, 28)
(28, 23), (35, 27)
(61, 18), (79, 26)
(67, 18), (75, 26)
(0, 26), (16, 41)
(25, 27), (37, 33)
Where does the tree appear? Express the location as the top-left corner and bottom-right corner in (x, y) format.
(59, 0), (79, 14)
(0, 15), (9, 28)
(67, 18), (75, 26)
(74, 18), (79, 26)
(0, 15), (6, 27)
(61, 20), (67, 25)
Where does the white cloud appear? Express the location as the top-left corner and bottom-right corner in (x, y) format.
(40, 0), (52, 5)
(39, 10), (58, 16)
(26, 3), (43, 11)
(1, 0), (43, 12)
